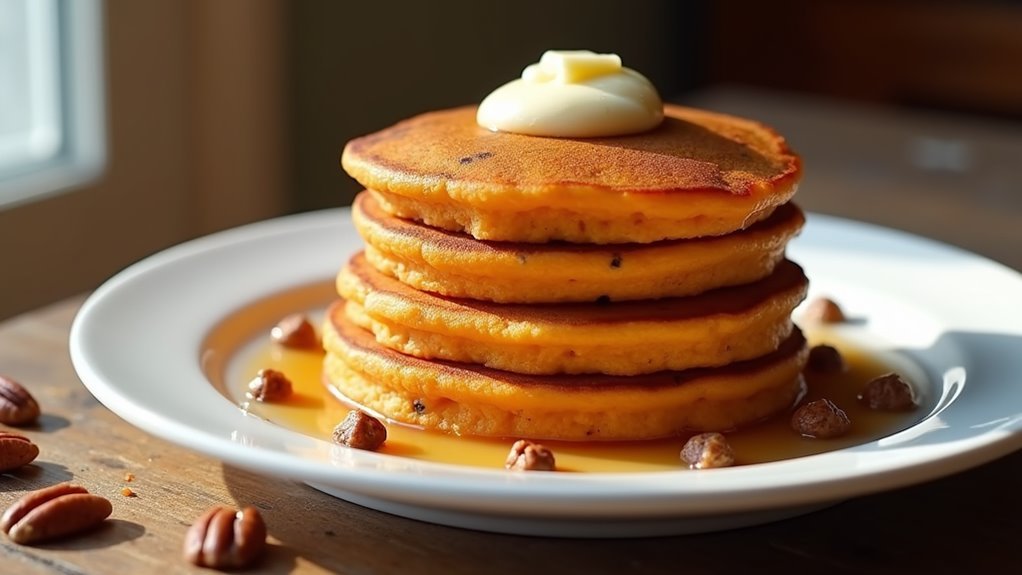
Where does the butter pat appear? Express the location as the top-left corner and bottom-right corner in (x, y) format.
(477, 50), (663, 138)
(523, 50), (622, 84)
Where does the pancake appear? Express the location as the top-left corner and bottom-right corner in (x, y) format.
(341, 104), (801, 243)
(354, 191), (805, 303)
(337, 253), (808, 375)
(323, 303), (809, 440)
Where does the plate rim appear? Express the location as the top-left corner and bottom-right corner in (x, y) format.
(69, 208), (1022, 522)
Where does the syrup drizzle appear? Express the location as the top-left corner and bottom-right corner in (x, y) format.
(203, 281), (924, 473)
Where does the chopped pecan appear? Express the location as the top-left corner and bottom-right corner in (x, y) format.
(270, 314), (319, 350)
(802, 297), (846, 324)
(860, 373), (917, 411)
(246, 369), (293, 402)
(505, 440), (556, 471)
(806, 344), (846, 373)
(183, 506), (267, 569)
(680, 432), (735, 469)
(791, 399), (851, 439)
(332, 410), (387, 450)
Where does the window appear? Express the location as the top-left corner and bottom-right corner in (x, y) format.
(0, 0), (104, 209)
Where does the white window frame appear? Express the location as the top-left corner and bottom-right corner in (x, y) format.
(0, 0), (105, 210)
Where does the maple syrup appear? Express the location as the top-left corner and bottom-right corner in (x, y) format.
(202, 281), (927, 473)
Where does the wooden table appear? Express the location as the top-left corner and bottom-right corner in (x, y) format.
(2, 90), (1021, 573)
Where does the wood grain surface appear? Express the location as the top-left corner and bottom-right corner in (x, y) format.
(1, 298), (1020, 573)
(2, 90), (1021, 573)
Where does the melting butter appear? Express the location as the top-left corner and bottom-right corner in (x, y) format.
(477, 50), (663, 138)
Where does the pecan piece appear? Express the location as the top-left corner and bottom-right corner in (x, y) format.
(1, 483), (112, 545)
(859, 373), (917, 411)
(270, 314), (319, 350)
(505, 439), (556, 471)
(183, 506), (267, 569)
(246, 369), (293, 402)
(0, 375), (41, 426)
(0, 431), (39, 472)
(791, 399), (851, 439)
(680, 432), (735, 469)
(332, 410), (387, 450)
(802, 297), (846, 324)
(806, 344), (846, 374)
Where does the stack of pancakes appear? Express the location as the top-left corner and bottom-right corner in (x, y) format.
(326, 105), (808, 441)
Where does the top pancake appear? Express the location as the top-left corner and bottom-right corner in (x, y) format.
(341, 104), (802, 243)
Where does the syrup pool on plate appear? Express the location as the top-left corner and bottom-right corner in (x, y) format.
(202, 281), (927, 473)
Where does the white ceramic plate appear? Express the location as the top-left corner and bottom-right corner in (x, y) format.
(70, 209), (1022, 537)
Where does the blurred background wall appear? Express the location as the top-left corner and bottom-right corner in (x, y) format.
(1, 0), (1020, 319)
(287, 0), (701, 211)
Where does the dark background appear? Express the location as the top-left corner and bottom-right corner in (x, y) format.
(287, 0), (1022, 210)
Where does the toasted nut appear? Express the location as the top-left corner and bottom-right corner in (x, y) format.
(270, 314), (319, 349)
(0, 375), (41, 426)
(860, 373), (917, 411)
(332, 410), (387, 450)
(1, 483), (112, 545)
(246, 369), (293, 402)
(791, 399), (851, 439)
(0, 432), (39, 472)
(806, 344), (846, 374)
(802, 297), (846, 324)
(680, 432), (735, 469)
(184, 506), (267, 569)
(505, 439), (556, 471)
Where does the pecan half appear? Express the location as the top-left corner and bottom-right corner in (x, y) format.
(0, 431), (39, 472)
(505, 440), (556, 471)
(680, 432), (735, 469)
(183, 506), (267, 569)
(332, 410), (387, 451)
(0, 375), (41, 426)
(1, 483), (112, 545)
(270, 314), (319, 350)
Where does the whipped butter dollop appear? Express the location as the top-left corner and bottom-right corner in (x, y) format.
(477, 50), (664, 138)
